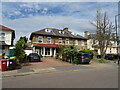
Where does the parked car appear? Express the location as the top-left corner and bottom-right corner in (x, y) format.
(27, 53), (41, 62)
(113, 54), (120, 60)
(105, 54), (114, 60)
(77, 53), (93, 64)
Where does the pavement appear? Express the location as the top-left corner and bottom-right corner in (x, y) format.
(1, 57), (119, 77)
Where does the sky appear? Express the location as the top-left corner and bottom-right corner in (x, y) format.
(1, 1), (119, 43)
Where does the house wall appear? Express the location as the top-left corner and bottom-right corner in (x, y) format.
(87, 39), (118, 55)
(0, 30), (12, 45)
(31, 35), (87, 50)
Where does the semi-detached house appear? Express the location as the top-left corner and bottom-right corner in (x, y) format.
(0, 25), (15, 59)
(30, 27), (87, 57)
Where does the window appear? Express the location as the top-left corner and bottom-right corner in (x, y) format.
(47, 37), (51, 44)
(38, 36), (43, 43)
(0, 32), (5, 41)
(81, 40), (84, 46)
(45, 48), (50, 55)
(59, 31), (64, 34)
(58, 38), (62, 44)
(65, 39), (69, 45)
(45, 29), (51, 33)
(75, 40), (78, 45)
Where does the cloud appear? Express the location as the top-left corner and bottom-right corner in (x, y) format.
(1, 2), (119, 43)
(2, 15), (95, 43)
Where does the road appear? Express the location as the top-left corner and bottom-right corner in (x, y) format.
(2, 63), (118, 88)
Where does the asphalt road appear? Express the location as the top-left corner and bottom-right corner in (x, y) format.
(2, 63), (118, 88)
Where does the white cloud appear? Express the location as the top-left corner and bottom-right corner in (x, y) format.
(2, 15), (95, 43)
(1, 0), (119, 2)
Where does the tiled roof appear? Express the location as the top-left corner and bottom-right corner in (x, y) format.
(0, 25), (14, 31)
(30, 28), (87, 40)
(34, 43), (57, 47)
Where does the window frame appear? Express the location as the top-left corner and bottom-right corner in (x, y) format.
(47, 37), (51, 44)
(81, 40), (84, 46)
(75, 40), (78, 45)
(58, 38), (62, 44)
(65, 38), (69, 45)
(38, 36), (43, 43)
(0, 32), (5, 41)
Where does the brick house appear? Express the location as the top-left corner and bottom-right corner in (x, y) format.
(30, 27), (87, 57)
(0, 25), (15, 59)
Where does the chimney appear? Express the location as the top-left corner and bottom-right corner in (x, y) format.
(84, 31), (89, 38)
(63, 27), (68, 32)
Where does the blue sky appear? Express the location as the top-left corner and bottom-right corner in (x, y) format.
(1, 2), (118, 42)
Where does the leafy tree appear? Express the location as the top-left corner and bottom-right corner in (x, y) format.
(62, 45), (78, 63)
(91, 9), (115, 58)
(14, 36), (28, 63)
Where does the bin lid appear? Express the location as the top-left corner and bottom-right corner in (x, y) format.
(0, 59), (8, 62)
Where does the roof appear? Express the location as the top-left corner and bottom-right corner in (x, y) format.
(0, 25), (15, 40)
(34, 43), (58, 48)
(0, 25), (14, 31)
(30, 28), (87, 40)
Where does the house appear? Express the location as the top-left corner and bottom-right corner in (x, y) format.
(0, 25), (15, 59)
(84, 31), (120, 56)
(30, 27), (87, 57)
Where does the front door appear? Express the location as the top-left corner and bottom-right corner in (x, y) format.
(45, 48), (50, 56)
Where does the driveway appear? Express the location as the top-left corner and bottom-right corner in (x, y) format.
(22, 57), (71, 69)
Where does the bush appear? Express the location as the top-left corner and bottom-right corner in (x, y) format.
(72, 56), (79, 64)
(79, 50), (93, 54)
(98, 59), (107, 63)
(15, 61), (21, 66)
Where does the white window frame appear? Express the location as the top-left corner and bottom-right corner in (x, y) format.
(38, 36), (43, 43)
(65, 39), (69, 45)
(47, 37), (51, 44)
(75, 40), (78, 45)
(58, 38), (62, 44)
(0, 32), (5, 41)
(81, 40), (84, 46)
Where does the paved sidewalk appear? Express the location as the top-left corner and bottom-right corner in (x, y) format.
(2, 67), (58, 77)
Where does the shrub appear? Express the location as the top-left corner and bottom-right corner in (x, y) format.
(72, 56), (79, 64)
(79, 50), (93, 54)
(15, 61), (21, 66)
(98, 59), (107, 63)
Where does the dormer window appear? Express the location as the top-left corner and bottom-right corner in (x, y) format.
(59, 30), (64, 34)
(45, 29), (51, 33)
(38, 36), (43, 43)
(71, 32), (77, 36)
(59, 30), (62, 34)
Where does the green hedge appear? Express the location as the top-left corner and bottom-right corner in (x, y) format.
(79, 50), (93, 54)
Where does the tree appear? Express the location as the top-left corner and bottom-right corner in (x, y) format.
(91, 9), (115, 58)
(14, 36), (28, 63)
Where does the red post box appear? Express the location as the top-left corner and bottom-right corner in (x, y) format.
(1, 59), (8, 71)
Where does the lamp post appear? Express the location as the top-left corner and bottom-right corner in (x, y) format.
(115, 14), (120, 64)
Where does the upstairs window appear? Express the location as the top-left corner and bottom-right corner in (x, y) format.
(58, 38), (62, 44)
(81, 40), (84, 46)
(0, 32), (5, 41)
(47, 37), (51, 44)
(75, 40), (78, 45)
(65, 39), (69, 45)
(38, 36), (43, 43)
